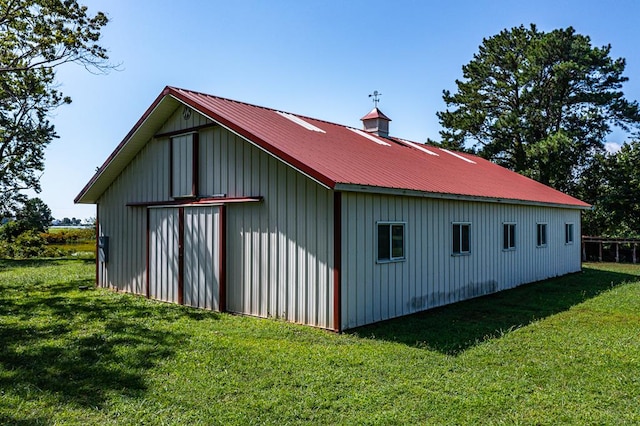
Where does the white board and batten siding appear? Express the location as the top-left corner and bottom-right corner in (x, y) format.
(97, 106), (336, 329)
(340, 192), (581, 329)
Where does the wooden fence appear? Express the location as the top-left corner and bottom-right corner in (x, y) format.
(582, 236), (639, 263)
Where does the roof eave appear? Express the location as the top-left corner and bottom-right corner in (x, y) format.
(334, 183), (592, 210)
(75, 87), (180, 204)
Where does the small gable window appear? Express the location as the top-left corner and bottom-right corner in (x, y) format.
(377, 222), (405, 262)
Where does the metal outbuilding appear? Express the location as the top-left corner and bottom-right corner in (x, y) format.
(76, 87), (590, 331)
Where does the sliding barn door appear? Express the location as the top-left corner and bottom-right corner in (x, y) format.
(148, 208), (180, 303)
(183, 206), (221, 310)
(148, 206), (222, 310)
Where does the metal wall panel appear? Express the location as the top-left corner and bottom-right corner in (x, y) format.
(148, 208), (180, 303)
(97, 106), (208, 293)
(199, 126), (335, 329)
(341, 193), (582, 329)
(158, 104), (212, 134)
(183, 206), (220, 310)
(171, 134), (193, 197)
(97, 136), (169, 292)
(97, 106), (335, 329)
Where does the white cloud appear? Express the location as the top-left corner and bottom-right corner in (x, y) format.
(604, 142), (622, 154)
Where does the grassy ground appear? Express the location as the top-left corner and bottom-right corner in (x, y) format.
(0, 260), (638, 425)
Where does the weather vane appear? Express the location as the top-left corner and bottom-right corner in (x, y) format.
(369, 90), (382, 107)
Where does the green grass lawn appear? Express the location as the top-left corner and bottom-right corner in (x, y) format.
(0, 260), (638, 425)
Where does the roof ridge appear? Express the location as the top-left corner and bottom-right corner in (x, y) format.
(169, 87), (486, 164)
(169, 86), (378, 133)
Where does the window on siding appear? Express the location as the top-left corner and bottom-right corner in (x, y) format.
(536, 223), (548, 247)
(452, 222), (471, 255)
(565, 223), (574, 244)
(171, 133), (197, 198)
(503, 223), (516, 250)
(377, 222), (405, 262)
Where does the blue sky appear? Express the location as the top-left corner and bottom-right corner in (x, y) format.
(41, 0), (640, 219)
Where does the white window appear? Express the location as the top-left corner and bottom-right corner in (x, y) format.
(536, 223), (548, 247)
(377, 222), (405, 262)
(565, 223), (574, 244)
(452, 222), (471, 255)
(503, 223), (516, 250)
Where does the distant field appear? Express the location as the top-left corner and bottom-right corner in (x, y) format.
(0, 260), (638, 424)
(43, 227), (95, 257)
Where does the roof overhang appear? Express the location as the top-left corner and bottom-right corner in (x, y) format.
(75, 88), (182, 204)
(334, 183), (593, 210)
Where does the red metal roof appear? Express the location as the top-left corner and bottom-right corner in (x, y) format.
(76, 86), (590, 208)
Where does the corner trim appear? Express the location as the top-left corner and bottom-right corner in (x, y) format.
(145, 208), (150, 298)
(333, 191), (342, 332)
(95, 204), (99, 288)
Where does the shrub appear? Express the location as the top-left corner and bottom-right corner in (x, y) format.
(0, 239), (11, 258)
(41, 246), (72, 258)
(41, 228), (96, 245)
(12, 230), (46, 258)
(0, 220), (28, 242)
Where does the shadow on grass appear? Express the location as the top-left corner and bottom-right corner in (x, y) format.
(0, 259), (220, 413)
(348, 266), (640, 356)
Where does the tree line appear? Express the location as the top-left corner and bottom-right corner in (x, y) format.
(436, 24), (640, 238)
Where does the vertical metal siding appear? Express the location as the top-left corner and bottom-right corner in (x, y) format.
(148, 208), (180, 303)
(171, 135), (193, 197)
(341, 193), (583, 329)
(183, 206), (220, 310)
(198, 126), (334, 329)
(98, 139), (168, 293)
(97, 107), (210, 293)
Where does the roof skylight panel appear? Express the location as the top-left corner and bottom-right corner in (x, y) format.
(440, 148), (477, 164)
(397, 139), (439, 156)
(347, 127), (391, 146)
(276, 111), (326, 133)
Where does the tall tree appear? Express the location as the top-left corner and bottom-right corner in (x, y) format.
(0, 0), (111, 215)
(0, 196), (52, 243)
(437, 24), (640, 193)
(601, 141), (640, 237)
(15, 196), (52, 232)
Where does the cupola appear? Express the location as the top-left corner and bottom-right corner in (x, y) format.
(360, 107), (391, 138)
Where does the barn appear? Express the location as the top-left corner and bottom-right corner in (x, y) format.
(75, 86), (590, 331)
